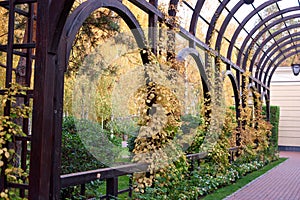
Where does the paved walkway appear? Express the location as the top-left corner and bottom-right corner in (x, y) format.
(224, 151), (300, 200)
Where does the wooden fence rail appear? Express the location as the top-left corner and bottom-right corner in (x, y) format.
(60, 147), (239, 199)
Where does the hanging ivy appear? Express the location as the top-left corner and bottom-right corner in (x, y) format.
(0, 83), (30, 199)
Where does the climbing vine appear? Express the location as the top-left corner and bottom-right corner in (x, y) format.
(131, 61), (189, 194)
(0, 83), (30, 199)
(235, 73), (273, 162)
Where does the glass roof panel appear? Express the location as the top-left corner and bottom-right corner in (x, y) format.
(243, 14), (261, 33)
(277, 0), (299, 10)
(177, 2), (194, 30)
(252, 0), (269, 8)
(257, 3), (280, 21)
(265, 15), (282, 27)
(195, 20), (209, 41)
(200, 0), (220, 23)
(236, 29), (249, 47)
(182, 0), (197, 8)
(290, 27), (300, 34)
(215, 9), (229, 31)
(158, 0), (168, 11)
(226, 0), (240, 12)
(168, 0), (300, 77)
(234, 5), (254, 23)
(224, 18), (239, 40)
(282, 10), (300, 18)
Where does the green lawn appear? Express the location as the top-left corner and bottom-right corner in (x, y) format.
(202, 158), (287, 200)
(97, 175), (131, 199)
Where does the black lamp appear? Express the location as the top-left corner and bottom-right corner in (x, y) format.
(244, 0), (254, 4)
(291, 64), (300, 76)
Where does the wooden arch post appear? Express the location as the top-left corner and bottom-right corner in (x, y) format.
(29, 0), (74, 199)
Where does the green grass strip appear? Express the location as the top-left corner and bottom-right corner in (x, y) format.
(202, 158), (287, 200)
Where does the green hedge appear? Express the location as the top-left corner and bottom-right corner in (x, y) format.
(61, 116), (107, 174)
(269, 106), (280, 148)
(263, 105), (280, 149)
(61, 117), (106, 199)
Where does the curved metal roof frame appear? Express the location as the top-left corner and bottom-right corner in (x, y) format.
(226, 0), (282, 61)
(215, 0), (248, 51)
(189, 0), (205, 37)
(258, 36), (300, 81)
(241, 14), (300, 70)
(254, 32), (300, 78)
(249, 7), (300, 71)
(205, 0), (231, 45)
(250, 19), (300, 78)
(268, 51), (300, 87)
(182, 0), (300, 90)
(250, 23), (300, 80)
(237, 4), (288, 66)
(266, 47), (300, 80)
(263, 43), (300, 84)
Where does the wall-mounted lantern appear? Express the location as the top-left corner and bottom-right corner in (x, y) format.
(291, 64), (300, 76)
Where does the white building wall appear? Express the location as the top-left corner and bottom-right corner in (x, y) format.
(271, 67), (300, 148)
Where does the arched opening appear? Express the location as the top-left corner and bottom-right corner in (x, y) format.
(56, 1), (150, 198)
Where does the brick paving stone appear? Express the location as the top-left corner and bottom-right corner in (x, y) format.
(224, 151), (300, 200)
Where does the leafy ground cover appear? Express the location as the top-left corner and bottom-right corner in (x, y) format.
(131, 157), (280, 200)
(90, 157), (286, 200)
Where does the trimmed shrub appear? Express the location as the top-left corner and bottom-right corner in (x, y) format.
(61, 116), (106, 174)
(263, 105), (280, 148)
(61, 116), (127, 199)
(269, 106), (280, 148)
